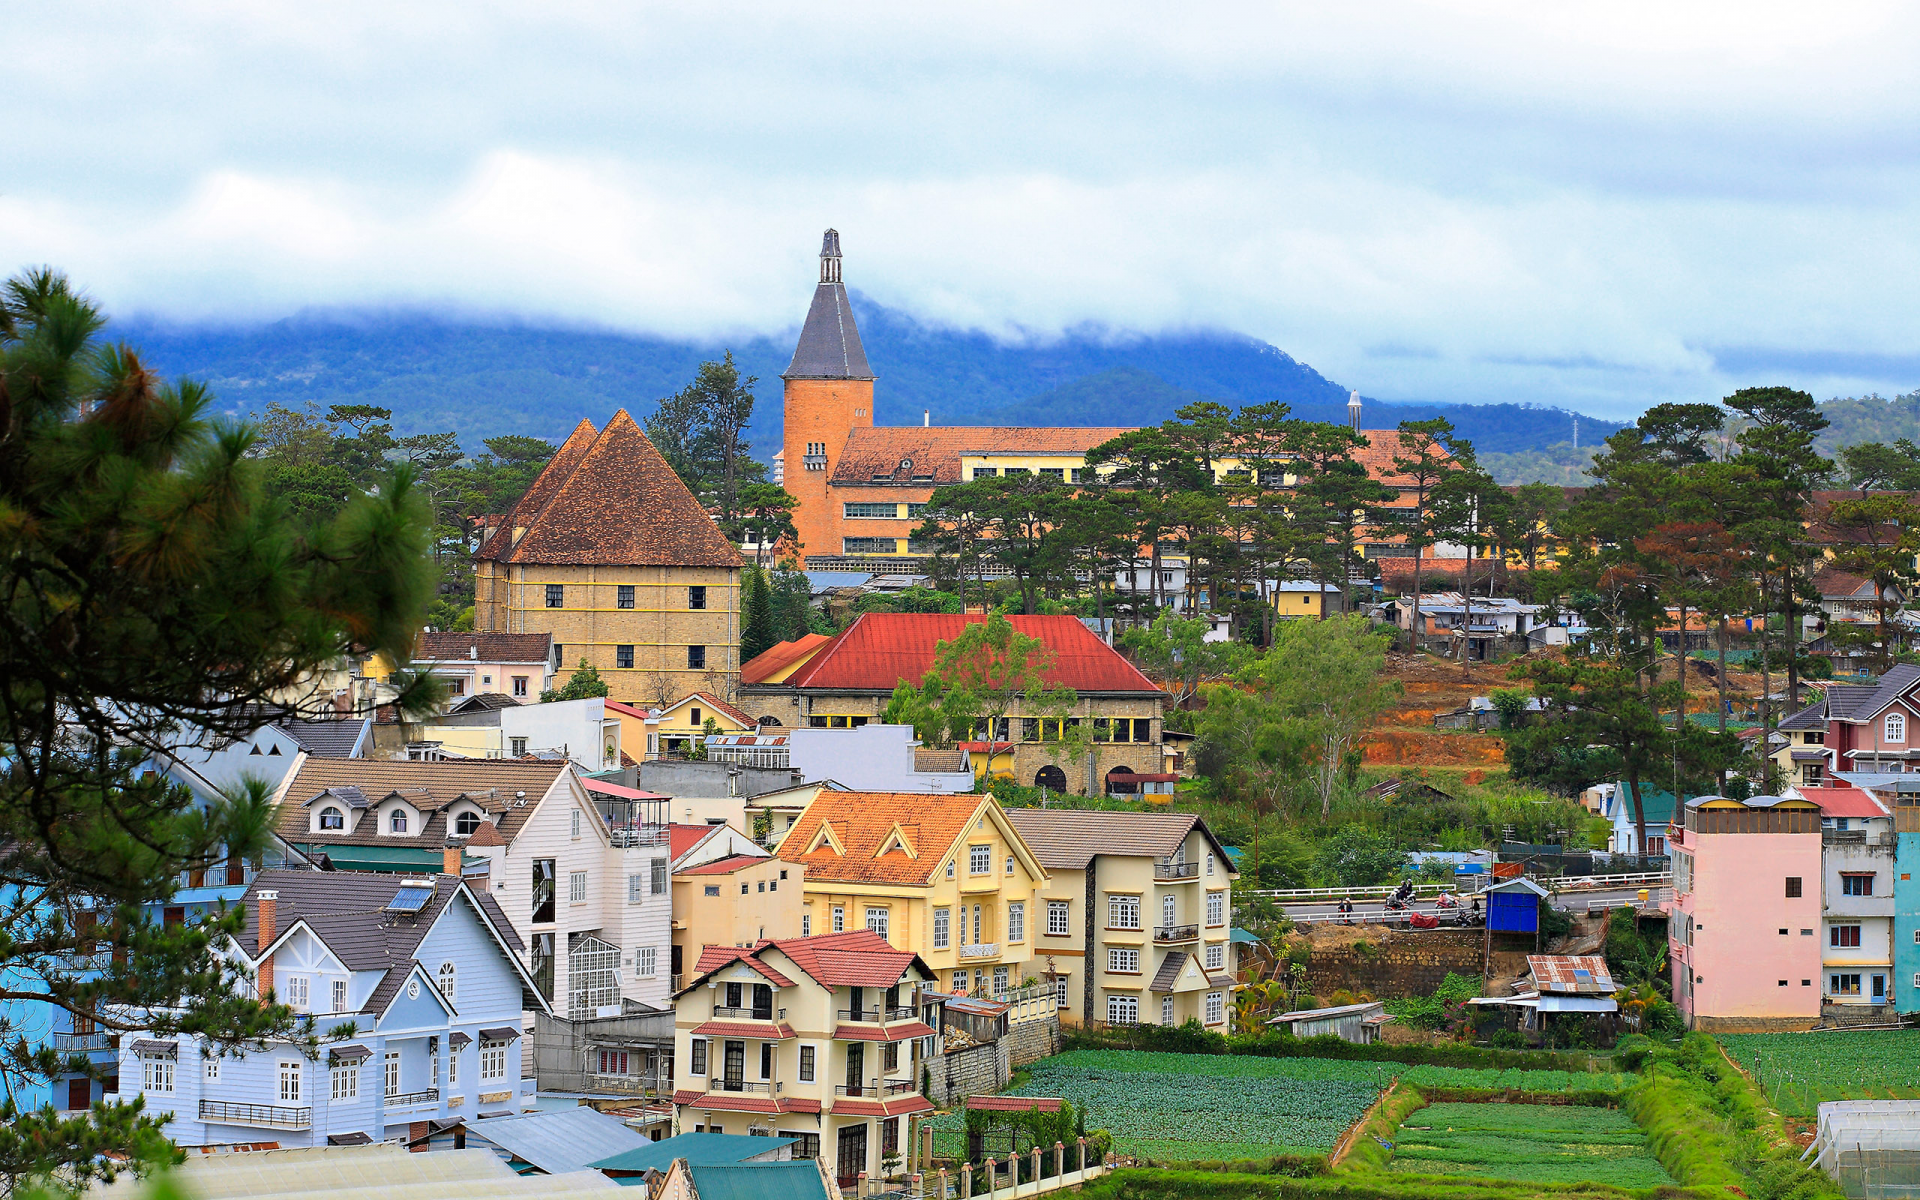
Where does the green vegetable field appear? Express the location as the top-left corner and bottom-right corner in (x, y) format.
(929, 1050), (1632, 1163)
(1386, 1102), (1676, 1188)
(1721, 1031), (1920, 1115)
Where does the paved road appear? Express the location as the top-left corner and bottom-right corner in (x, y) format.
(1283, 886), (1670, 925)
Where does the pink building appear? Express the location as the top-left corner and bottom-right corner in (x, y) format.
(1670, 793), (1824, 1032)
(414, 631), (555, 702)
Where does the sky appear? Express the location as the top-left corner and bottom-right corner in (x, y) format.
(7, 2), (1920, 418)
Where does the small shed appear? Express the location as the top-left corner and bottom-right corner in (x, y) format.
(1526, 955), (1618, 1015)
(1266, 1000), (1389, 1045)
(1484, 877), (1550, 934)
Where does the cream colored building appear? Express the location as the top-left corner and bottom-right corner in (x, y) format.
(1004, 809), (1237, 1029)
(474, 411), (743, 703)
(775, 791), (1050, 999)
(669, 822), (805, 987)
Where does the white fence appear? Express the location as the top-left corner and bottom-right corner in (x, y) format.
(1249, 870), (1673, 906)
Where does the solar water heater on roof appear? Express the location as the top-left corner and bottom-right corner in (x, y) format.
(387, 885), (433, 913)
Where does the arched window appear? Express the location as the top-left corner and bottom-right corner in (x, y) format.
(319, 807), (344, 831)
(390, 809), (409, 833)
(1034, 765), (1067, 792)
(455, 810), (483, 836)
(1888, 712), (1907, 743)
(438, 961), (456, 1003)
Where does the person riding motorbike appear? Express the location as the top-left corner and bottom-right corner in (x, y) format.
(1337, 898), (1355, 924)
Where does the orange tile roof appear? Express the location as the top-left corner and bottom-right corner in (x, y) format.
(476, 410), (740, 568)
(662, 691), (755, 728)
(830, 427), (1133, 486)
(740, 634), (833, 685)
(686, 931), (928, 991)
(776, 790), (992, 886)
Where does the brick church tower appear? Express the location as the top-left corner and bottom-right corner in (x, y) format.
(782, 229), (874, 563)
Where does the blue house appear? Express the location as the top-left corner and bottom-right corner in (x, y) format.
(114, 869), (548, 1146)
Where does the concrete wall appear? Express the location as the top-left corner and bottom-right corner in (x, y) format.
(639, 759), (802, 799)
(531, 1009), (674, 1095)
(788, 725), (973, 793)
(1672, 829), (1822, 1026)
(1302, 929), (1488, 999)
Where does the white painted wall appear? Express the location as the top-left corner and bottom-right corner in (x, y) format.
(789, 725), (973, 793)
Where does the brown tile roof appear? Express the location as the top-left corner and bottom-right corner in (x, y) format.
(275, 758), (568, 849)
(830, 427), (1134, 486)
(913, 748), (966, 773)
(662, 691), (755, 728)
(1814, 567), (1876, 599)
(1002, 808), (1233, 872)
(415, 632), (552, 663)
(739, 634), (833, 685)
(476, 419), (600, 561)
(775, 791), (995, 886)
(476, 410), (741, 568)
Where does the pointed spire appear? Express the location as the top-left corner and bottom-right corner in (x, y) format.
(821, 229), (843, 284)
(785, 228), (873, 380)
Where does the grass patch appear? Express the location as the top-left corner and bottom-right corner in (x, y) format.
(1385, 1102), (1676, 1189)
(1720, 1030), (1920, 1116)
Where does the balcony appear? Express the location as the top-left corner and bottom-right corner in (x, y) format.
(834, 1078), (916, 1098)
(590, 1073), (665, 1097)
(1154, 860), (1200, 881)
(707, 1079), (771, 1094)
(385, 1088), (440, 1108)
(199, 1099), (313, 1130)
(52, 1031), (112, 1053)
(671, 974), (684, 992)
(712, 1006), (779, 1021)
(1154, 924), (1199, 945)
(608, 825), (670, 848)
(959, 943), (999, 960)
(837, 1007), (917, 1023)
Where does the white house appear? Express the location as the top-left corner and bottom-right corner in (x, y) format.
(115, 871), (545, 1148)
(409, 696), (623, 773)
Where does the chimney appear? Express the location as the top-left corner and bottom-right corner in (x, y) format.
(444, 846), (463, 876)
(256, 889), (278, 1000)
(923, 410), (930, 427)
(469, 644), (478, 660)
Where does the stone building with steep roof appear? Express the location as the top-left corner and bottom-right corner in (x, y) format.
(473, 410), (743, 701)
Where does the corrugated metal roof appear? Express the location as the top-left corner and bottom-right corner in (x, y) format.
(1800, 785), (1889, 819)
(685, 1163), (830, 1200)
(471, 1107), (651, 1175)
(1527, 955), (1614, 994)
(777, 613), (1164, 694)
(591, 1132), (795, 1173)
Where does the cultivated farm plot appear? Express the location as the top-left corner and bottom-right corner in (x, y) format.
(928, 1051), (1632, 1164)
(1387, 1102), (1677, 1189)
(1721, 1031), (1920, 1116)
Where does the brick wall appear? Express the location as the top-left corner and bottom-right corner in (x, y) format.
(1003, 1016), (1061, 1068)
(1303, 929), (1487, 999)
(929, 1041), (1010, 1106)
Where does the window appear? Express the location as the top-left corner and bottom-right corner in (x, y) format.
(638, 946), (657, 977)
(843, 536), (899, 554)
(1832, 973), (1863, 996)
(384, 1051), (400, 1096)
(141, 1053), (174, 1093)
(1008, 902), (1025, 943)
(799, 1045), (816, 1082)
(319, 806), (344, 831)
(332, 979), (347, 1012)
(688, 645), (706, 670)
(686, 585), (708, 610)
(1889, 713), (1907, 742)
(844, 502), (900, 519)
(1832, 925), (1863, 948)
(971, 467), (999, 479)
(617, 585), (635, 609)
(1107, 995), (1138, 1024)
(1205, 991), (1225, 1024)
(533, 860), (556, 922)
(1048, 901), (1071, 936)
(511, 736), (528, 756)
(1843, 874), (1876, 897)
(546, 584), (565, 608)
(390, 809), (409, 833)
(447, 1048), (458, 1086)
(1206, 853), (1215, 876)
(629, 874), (645, 903)
(946, 861), (955, 879)
(906, 503), (927, 518)
(1161, 996), (1175, 1024)
(703, 884), (721, 897)
(832, 906), (845, 933)
(277, 1061), (300, 1103)
(933, 908), (950, 949)
(867, 907), (889, 937)
(1039, 467), (1064, 480)
(1162, 895), (1176, 928)
(287, 975), (309, 1009)
(760, 1043), (774, 1078)
(970, 845), (991, 874)
(206, 1056), (219, 1081)
(691, 1039), (709, 1074)
(512, 675), (528, 697)
(599, 1050), (628, 1076)
(1108, 948), (1140, 973)
(481, 1040), (507, 1081)
(1786, 876), (1803, 898)
(1804, 765), (1825, 786)
(1108, 894), (1141, 930)
(572, 809), (582, 839)
(331, 1062), (357, 1099)
(456, 810), (483, 836)
(1207, 892), (1225, 926)
(652, 858), (668, 894)
(802, 914), (811, 935)
(617, 645), (634, 669)
(1006, 855), (1016, 875)
(1206, 944), (1225, 971)
(438, 962), (456, 1003)
(1056, 977), (1070, 1007)
(570, 871), (588, 903)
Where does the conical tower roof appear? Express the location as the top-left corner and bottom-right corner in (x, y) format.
(784, 228), (874, 381)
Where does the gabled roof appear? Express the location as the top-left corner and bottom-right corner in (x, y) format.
(448, 693), (522, 713)
(659, 691), (755, 728)
(1779, 701), (1829, 731)
(1003, 808), (1234, 873)
(686, 931), (932, 997)
(275, 758), (569, 848)
(775, 791), (1045, 887)
(1799, 785), (1889, 820)
(1608, 784), (1678, 826)
(772, 613), (1162, 694)
(678, 854), (770, 876)
(475, 419), (600, 561)
(1814, 568), (1877, 599)
(474, 410), (741, 568)
(416, 632), (554, 664)
(670, 823), (723, 863)
(278, 718), (371, 758)
(590, 1132), (796, 1173)
(829, 427), (1131, 486)
(740, 634), (833, 685)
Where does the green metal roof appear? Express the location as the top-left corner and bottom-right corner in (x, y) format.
(1611, 784), (1678, 825)
(1229, 927), (1263, 946)
(684, 1164), (827, 1200)
(591, 1133), (795, 1174)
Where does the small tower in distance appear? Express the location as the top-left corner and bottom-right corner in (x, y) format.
(782, 229), (875, 564)
(1348, 388), (1363, 434)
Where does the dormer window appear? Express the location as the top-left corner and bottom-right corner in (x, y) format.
(1888, 713), (1907, 743)
(390, 810), (409, 834)
(320, 807), (344, 831)
(455, 811), (483, 836)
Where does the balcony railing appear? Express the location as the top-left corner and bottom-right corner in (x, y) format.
(959, 943), (999, 960)
(608, 826), (671, 848)
(711, 1006), (778, 1021)
(385, 1087), (440, 1107)
(671, 974), (684, 993)
(838, 1007), (917, 1023)
(708, 1079), (770, 1094)
(1154, 924), (1199, 944)
(52, 1031), (112, 1052)
(1154, 859), (1200, 880)
(199, 1099), (313, 1130)
(834, 1078), (916, 1098)
(590, 1073), (665, 1096)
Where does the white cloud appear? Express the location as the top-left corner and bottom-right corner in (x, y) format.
(5, 1), (1920, 417)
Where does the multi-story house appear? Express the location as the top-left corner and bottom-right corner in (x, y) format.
(272, 757), (673, 1014)
(739, 613), (1167, 796)
(774, 791), (1049, 998)
(1003, 809), (1237, 1029)
(1885, 777), (1920, 1016)
(115, 870), (544, 1147)
(1669, 793), (1825, 1031)
(670, 823), (805, 987)
(1776, 664), (1920, 778)
(473, 410), (744, 700)
(671, 930), (938, 1189)
(412, 631), (555, 704)
(1803, 784), (1896, 1014)
(654, 692), (756, 757)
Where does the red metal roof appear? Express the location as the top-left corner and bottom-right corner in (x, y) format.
(581, 777), (668, 801)
(780, 614), (1163, 694)
(1801, 785), (1889, 820)
(678, 854), (770, 876)
(670, 824), (718, 861)
(740, 634), (833, 685)
(833, 1021), (936, 1042)
(968, 1096), (1064, 1113)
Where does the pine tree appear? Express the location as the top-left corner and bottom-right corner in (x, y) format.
(740, 566), (777, 663)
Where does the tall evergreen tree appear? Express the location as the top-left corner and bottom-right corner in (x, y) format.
(740, 566), (777, 663)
